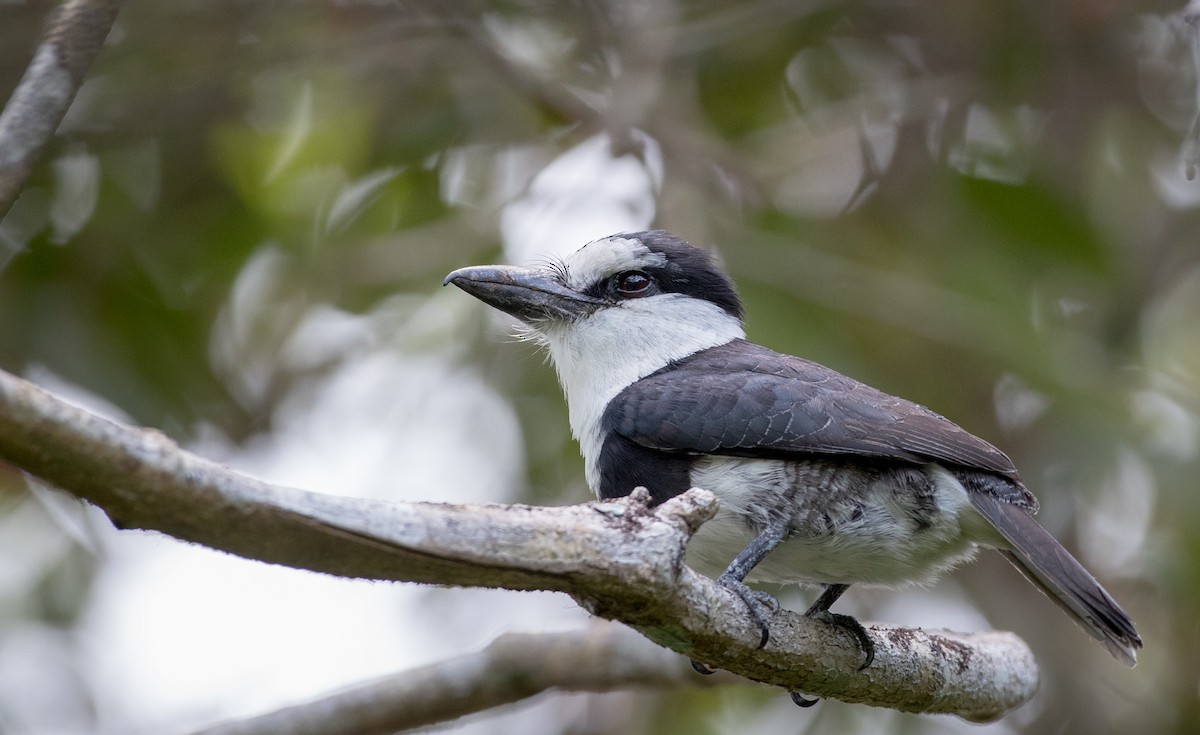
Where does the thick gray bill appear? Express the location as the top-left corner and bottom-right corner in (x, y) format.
(444, 265), (605, 322)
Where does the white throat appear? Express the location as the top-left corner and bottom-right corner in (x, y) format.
(541, 295), (745, 491)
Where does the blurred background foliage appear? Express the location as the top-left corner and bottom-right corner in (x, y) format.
(2, 1), (1200, 734)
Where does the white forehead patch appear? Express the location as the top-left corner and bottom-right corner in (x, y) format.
(561, 236), (668, 290)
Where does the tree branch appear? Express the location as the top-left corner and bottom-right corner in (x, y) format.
(0, 0), (124, 220)
(0, 368), (1037, 721)
(188, 622), (722, 735)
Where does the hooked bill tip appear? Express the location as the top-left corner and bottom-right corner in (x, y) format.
(442, 269), (461, 287)
(443, 267), (474, 287)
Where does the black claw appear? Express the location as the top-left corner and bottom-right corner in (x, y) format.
(790, 691), (820, 707)
(832, 612), (875, 670)
(754, 621), (770, 649)
(808, 610), (875, 670)
(690, 659), (715, 675)
(717, 575), (778, 649)
(803, 584), (874, 670)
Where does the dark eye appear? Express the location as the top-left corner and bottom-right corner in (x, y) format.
(614, 271), (653, 296)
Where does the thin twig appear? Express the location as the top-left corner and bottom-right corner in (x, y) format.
(188, 622), (726, 735)
(0, 0), (124, 220)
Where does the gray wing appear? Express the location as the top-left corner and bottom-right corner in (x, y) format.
(603, 339), (1022, 481)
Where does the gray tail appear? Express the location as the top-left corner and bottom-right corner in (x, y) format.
(970, 491), (1142, 667)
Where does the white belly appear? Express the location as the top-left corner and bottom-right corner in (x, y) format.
(684, 457), (992, 588)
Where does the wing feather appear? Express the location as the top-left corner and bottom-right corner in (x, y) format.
(603, 339), (1020, 480)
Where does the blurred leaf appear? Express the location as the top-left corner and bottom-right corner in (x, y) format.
(210, 71), (375, 225)
(959, 177), (1110, 272)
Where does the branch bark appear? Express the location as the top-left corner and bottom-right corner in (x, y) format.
(0, 0), (124, 220)
(0, 368), (1038, 721)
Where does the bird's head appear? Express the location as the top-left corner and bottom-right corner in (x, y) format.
(444, 230), (743, 334)
(445, 230), (747, 430)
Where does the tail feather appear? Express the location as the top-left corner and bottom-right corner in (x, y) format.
(970, 491), (1142, 667)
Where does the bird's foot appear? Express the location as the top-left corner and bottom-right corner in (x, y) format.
(689, 578), (778, 677)
(717, 573), (779, 649)
(784, 611), (872, 707)
(804, 607), (874, 670)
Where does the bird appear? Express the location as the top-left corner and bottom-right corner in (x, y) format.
(443, 229), (1142, 681)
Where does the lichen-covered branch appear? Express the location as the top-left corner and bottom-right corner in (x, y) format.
(0, 368), (1038, 720)
(0, 0), (124, 219)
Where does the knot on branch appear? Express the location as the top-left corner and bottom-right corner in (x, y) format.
(659, 487), (720, 531)
(590, 486), (719, 536)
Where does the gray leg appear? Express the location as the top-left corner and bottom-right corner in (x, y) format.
(690, 521), (789, 675)
(717, 521), (789, 648)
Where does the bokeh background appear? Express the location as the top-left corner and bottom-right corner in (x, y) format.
(2, 1), (1199, 733)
